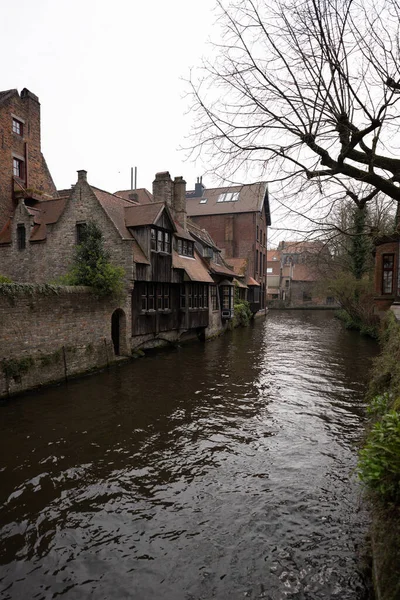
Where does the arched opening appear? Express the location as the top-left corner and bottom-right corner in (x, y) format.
(111, 309), (126, 356)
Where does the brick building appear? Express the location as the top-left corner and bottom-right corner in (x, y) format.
(0, 88), (57, 231)
(373, 235), (400, 314)
(186, 179), (271, 311)
(267, 241), (336, 307)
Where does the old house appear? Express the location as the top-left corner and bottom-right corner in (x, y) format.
(0, 88), (58, 232)
(373, 234), (400, 315)
(186, 179), (271, 312)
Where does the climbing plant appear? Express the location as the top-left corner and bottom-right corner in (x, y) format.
(61, 222), (125, 299)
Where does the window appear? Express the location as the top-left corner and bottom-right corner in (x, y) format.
(139, 283), (171, 312)
(211, 285), (218, 310)
(260, 252), (262, 274)
(285, 279), (290, 288)
(184, 283), (209, 309)
(382, 254), (395, 294)
(326, 296), (335, 305)
(151, 228), (157, 251)
(76, 223), (87, 244)
(267, 267), (273, 273)
(200, 198), (208, 204)
(217, 192), (239, 202)
(178, 239), (194, 257)
(12, 118), (23, 136)
(13, 157), (24, 179)
(256, 249), (259, 273)
(257, 225), (259, 241)
(151, 228), (171, 254)
(139, 284), (171, 312)
(221, 285), (232, 310)
(303, 291), (312, 302)
(17, 224), (26, 250)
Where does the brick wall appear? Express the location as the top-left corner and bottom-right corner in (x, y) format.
(374, 240), (399, 311)
(0, 89), (57, 229)
(0, 285), (125, 398)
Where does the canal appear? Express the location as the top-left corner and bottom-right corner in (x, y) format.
(0, 311), (377, 599)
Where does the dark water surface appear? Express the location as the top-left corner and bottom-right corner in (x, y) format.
(0, 311), (378, 599)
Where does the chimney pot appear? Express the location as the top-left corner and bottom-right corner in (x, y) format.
(77, 170), (87, 182)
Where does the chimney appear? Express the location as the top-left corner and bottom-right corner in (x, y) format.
(77, 170), (87, 182)
(194, 176), (205, 198)
(20, 88), (40, 103)
(153, 171), (173, 207)
(173, 176), (187, 229)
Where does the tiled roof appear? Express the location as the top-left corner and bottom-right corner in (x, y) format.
(28, 198), (68, 241)
(132, 239), (150, 265)
(115, 188), (154, 204)
(267, 250), (280, 261)
(91, 186), (135, 239)
(174, 221), (196, 242)
(278, 241), (325, 254)
(226, 257), (247, 276)
(172, 250), (214, 283)
(210, 261), (236, 277)
(186, 182), (270, 222)
(247, 276), (260, 286)
(124, 202), (166, 228)
(187, 219), (220, 250)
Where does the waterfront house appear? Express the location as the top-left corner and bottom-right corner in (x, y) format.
(186, 179), (271, 312)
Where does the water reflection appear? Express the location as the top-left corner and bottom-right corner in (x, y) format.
(0, 311), (376, 599)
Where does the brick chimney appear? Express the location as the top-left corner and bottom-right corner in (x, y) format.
(173, 176), (187, 229)
(153, 171), (174, 207)
(77, 170), (87, 182)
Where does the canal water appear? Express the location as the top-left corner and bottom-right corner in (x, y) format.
(0, 311), (377, 600)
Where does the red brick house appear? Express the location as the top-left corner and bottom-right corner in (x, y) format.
(186, 179), (271, 312)
(373, 235), (400, 313)
(0, 88), (58, 231)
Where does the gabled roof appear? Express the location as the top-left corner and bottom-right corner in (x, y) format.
(278, 241), (325, 254)
(226, 257), (247, 276)
(175, 221), (196, 242)
(124, 202), (176, 231)
(187, 218), (220, 250)
(115, 188), (154, 204)
(91, 187), (134, 239)
(267, 250), (280, 262)
(0, 89), (17, 105)
(28, 198), (68, 241)
(186, 182), (270, 224)
(172, 250), (214, 283)
(209, 261), (236, 278)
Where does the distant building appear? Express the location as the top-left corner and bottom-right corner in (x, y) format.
(186, 179), (271, 312)
(267, 241), (336, 307)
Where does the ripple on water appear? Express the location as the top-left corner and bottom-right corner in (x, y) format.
(0, 311), (377, 599)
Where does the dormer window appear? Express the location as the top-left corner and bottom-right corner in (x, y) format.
(217, 192), (239, 203)
(177, 238), (194, 257)
(150, 227), (171, 254)
(12, 118), (23, 136)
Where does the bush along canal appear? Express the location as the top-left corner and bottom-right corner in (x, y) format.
(0, 310), (378, 599)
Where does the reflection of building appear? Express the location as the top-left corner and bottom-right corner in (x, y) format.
(267, 241), (336, 307)
(186, 179), (271, 312)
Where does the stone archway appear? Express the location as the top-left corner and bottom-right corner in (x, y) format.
(111, 308), (127, 356)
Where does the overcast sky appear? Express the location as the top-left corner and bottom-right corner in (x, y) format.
(2, 0), (221, 194)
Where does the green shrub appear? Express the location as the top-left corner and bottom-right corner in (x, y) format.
(358, 410), (400, 503)
(233, 301), (252, 327)
(0, 275), (12, 283)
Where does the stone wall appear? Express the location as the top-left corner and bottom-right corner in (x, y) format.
(0, 285), (125, 398)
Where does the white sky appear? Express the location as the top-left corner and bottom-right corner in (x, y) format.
(2, 0), (220, 194)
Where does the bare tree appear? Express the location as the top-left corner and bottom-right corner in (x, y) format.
(189, 0), (400, 212)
